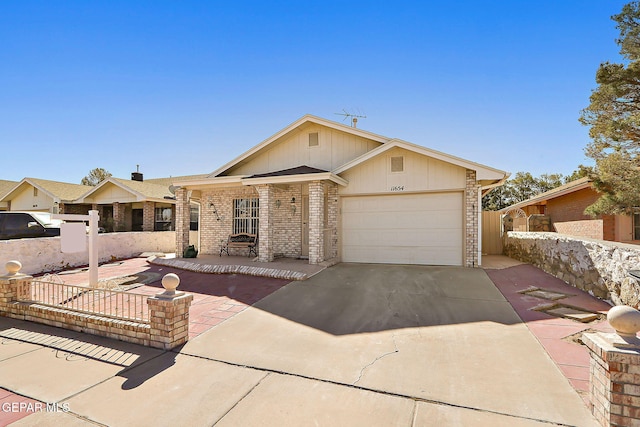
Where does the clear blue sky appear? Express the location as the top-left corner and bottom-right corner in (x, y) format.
(0, 1), (630, 183)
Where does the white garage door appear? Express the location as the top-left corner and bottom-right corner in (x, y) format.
(341, 192), (463, 266)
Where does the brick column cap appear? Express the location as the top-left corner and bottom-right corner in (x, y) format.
(584, 332), (640, 364)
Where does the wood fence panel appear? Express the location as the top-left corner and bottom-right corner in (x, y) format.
(482, 211), (503, 255)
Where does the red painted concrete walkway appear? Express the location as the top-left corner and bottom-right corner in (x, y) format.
(485, 262), (615, 405)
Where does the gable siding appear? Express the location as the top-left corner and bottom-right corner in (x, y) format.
(85, 184), (137, 204)
(9, 185), (55, 211)
(227, 124), (381, 176)
(338, 147), (467, 195)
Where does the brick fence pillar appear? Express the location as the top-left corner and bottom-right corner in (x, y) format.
(147, 273), (193, 350)
(584, 305), (640, 426)
(0, 261), (33, 318)
(465, 169), (479, 268)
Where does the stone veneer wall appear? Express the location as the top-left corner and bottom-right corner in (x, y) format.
(504, 231), (640, 307)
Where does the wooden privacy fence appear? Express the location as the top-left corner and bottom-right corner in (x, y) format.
(482, 211), (503, 255)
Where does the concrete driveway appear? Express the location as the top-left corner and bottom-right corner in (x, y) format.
(2, 263), (598, 426)
(176, 264), (596, 426)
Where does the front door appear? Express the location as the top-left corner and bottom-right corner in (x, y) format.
(132, 209), (143, 231)
(301, 195), (309, 257)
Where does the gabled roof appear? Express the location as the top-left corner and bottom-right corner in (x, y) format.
(80, 177), (175, 202)
(0, 178), (92, 202)
(208, 114), (390, 178)
(332, 139), (507, 184)
(500, 177), (592, 212)
(0, 180), (18, 199)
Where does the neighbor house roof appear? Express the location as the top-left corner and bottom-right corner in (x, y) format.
(79, 177), (175, 203)
(0, 180), (18, 199)
(0, 178), (92, 202)
(500, 177), (593, 212)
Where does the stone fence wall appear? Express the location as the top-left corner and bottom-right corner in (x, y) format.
(0, 231), (175, 275)
(504, 232), (640, 307)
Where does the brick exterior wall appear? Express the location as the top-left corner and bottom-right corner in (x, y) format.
(175, 188), (190, 258)
(465, 170), (479, 268)
(199, 187), (258, 256)
(271, 185), (302, 258)
(143, 201), (155, 232)
(308, 181), (325, 264)
(546, 188), (616, 241)
(62, 204), (91, 215)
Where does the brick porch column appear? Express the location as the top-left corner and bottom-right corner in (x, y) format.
(308, 180), (325, 264)
(142, 201), (155, 232)
(256, 184), (274, 262)
(326, 183), (338, 260)
(465, 170), (479, 268)
(147, 274), (193, 350)
(175, 188), (190, 258)
(113, 202), (126, 231)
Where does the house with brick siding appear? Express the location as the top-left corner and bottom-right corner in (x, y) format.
(173, 115), (507, 267)
(501, 177), (637, 242)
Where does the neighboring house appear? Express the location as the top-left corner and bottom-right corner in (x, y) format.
(0, 180), (18, 211)
(0, 178), (92, 214)
(501, 177), (635, 242)
(173, 115), (507, 267)
(77, 177), (178, 232)
(0, 174), (206, 233)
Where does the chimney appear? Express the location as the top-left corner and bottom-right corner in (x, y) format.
(131, 164), (143, 182)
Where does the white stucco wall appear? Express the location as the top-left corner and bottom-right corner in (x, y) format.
(0, 231), (175, 275)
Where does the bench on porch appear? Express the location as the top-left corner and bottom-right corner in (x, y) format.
(220, 233), (258, 257)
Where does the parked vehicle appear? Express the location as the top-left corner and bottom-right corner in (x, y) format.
(0, 212), (63, 240)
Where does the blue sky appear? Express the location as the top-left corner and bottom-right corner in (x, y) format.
(0, 1), (630, 183)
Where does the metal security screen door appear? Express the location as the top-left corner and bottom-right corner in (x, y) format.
(233, 198), (259, 234)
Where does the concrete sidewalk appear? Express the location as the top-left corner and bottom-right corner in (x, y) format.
(0, 261), (599, 426)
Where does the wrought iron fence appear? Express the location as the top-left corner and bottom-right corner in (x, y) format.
(20, 278), (150, 323)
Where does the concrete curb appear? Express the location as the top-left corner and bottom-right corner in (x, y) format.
(147, 257), (307, 281)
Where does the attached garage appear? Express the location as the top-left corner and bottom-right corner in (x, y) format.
(341, 192), (464, 266)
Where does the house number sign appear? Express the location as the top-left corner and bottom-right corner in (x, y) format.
(390, 186), (405, 191)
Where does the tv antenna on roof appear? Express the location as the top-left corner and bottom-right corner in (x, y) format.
(334, 109), (367, 128)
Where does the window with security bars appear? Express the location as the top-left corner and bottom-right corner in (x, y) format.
(233, 198), (259, 234)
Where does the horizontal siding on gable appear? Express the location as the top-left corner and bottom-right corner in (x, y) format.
(338, 147), (466, 195)
(227, 124), (381, 176)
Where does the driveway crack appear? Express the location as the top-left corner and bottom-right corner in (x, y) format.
(353, 332), (399, 386)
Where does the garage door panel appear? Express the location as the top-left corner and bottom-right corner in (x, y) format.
(341, 193), (463, 266)
(344, 210), (461, 230)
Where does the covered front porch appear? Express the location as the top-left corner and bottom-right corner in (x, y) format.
(174, 167), (345, 265)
